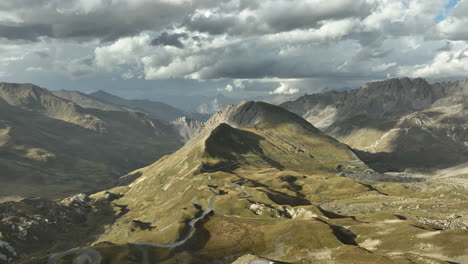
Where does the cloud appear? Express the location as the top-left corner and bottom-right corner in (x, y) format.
(26, 66), (44, 72)
(0, 0), (192, 41)
(398, 44), (468, 79)
(95, 34), (151, 71)
(269, 82), (299, 95)
(1, 0), (467, 97)
(224, 84), (233, 92)
(436, 0), (468, 40)
(372, 62), (397, 72)
(184, 0), (374, 36)
(80, 0), (451, 85)
(64, 56), (96, 78)
(151, 32), (189, 48)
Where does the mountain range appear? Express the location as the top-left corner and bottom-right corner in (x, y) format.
(1, 78), (468, 263)
(0, 83), (184, 198)
(281, 77), (468, 172)
(68, 90), (210, 122)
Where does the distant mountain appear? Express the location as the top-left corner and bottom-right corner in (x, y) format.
(16, 101), (468, 264)
(6, 100), (468, 264)
(15, 101), (374, 263)
(169, 116), (204, 141)
(0, 83), (183, 198)
(247, 93), (302, 105)
(89, 90), (208, 122)
(161, 93), (240, 115)
(51, 89), (125, 111)
(281, 77), (468, 171)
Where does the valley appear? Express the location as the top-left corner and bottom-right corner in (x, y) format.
(3, 0), (468, 262)
(0, 99), (466, 263)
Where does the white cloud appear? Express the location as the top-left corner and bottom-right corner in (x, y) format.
(26, 67), (44, 72)
(269, 82), (299, 95)
(436, 0), (468, 40)
(398, 44), (468, 78)
(0, 0), (466, 97)
(224, 84), (233, 92)
(95, 33), (151, 71)
(372, 62), (397, 72)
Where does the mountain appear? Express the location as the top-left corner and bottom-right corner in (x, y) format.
(169, 116), (204, 141)
(247, 93), (303, 105)
(89, 90), (208, 122)
(0, 83), (183, 199)
(51, 89), (125, 111)
(281, 77), (468, 172)
(54, 89), (208, 141)
(5, 101), (468, 263)
(161, 93), (240, 115)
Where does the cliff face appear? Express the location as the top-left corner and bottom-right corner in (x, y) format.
(282, 78), (438, 128)
(281, 78), (468, 171)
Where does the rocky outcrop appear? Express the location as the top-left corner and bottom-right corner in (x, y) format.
(170, 116), (204, 141)
(0, 197), (96, 263)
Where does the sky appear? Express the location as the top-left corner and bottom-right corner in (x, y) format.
(1, 0), (468, 99)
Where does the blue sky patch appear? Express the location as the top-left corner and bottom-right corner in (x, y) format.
(436, 0), (461, 21)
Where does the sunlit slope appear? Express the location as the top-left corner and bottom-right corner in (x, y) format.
(18, 101), (468, 264)
(71, 102), (396, 263)
(281, 78), (468, 171)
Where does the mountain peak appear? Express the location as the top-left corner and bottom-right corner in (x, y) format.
(204, 101), (318, 132)
(362, 77), (430, 91)
(89, 89), (115, 97)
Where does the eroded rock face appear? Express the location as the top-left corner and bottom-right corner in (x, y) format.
(170, 116), (205, 141)
(281, 78), (438, 128)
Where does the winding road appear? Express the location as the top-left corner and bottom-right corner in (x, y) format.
(47, 178), (251, 264)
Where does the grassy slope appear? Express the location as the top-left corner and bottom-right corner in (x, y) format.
(0, 84), (183, 199)
(16, 106), (468, 263)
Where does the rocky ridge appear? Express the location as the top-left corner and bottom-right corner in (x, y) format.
(281, 77), (468, 171)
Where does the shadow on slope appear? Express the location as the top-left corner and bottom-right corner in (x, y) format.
(202, 123), (285, 172)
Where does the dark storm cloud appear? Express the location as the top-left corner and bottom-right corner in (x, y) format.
(34, 50), (50, 59)
(151, 32), (189, 49)
(0, 0), (192, 42)
(0, 24), (52, 41)
(184, 0), (374, 36)
(2, 0), (467, 98)
(0, 0), (378, 42)
(260, 0), (373, 32)
(184, 15), (239, 35)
